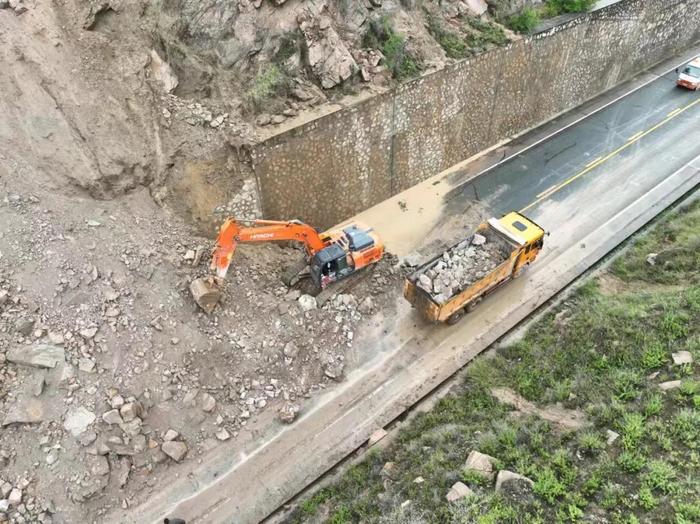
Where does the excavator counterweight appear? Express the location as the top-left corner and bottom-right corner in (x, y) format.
(191, 218), (384, 313)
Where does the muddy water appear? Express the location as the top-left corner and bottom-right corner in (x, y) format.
(344, 168), (490, 259)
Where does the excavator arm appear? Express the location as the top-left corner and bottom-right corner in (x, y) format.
(210, 218), (327, 278)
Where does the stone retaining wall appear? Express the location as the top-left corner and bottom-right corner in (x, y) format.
(251, 0), (700, 227)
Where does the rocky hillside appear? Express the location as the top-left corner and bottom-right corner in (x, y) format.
(153, 0), (522, 117)
(1, 0), (545, 228)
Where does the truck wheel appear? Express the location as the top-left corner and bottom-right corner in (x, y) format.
(466, 298), (482, 313)
(446, 309), (466, 325)
(514, 262), (531, 279)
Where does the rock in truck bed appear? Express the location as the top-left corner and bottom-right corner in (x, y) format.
(416, 228), (514, 304)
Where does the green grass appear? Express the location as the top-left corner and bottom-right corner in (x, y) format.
(543, 0), (597, 17)
(427, 15), (468, 59)
(291, 201), (700, 523)
(612, 199), (700, 284)
(465, 18), (509, 51)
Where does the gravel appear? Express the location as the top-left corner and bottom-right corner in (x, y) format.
(416, 229), (513, 303)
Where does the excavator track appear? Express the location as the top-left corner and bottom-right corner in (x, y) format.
(281, 257), (309, 287)
(314, 265), (376, 307)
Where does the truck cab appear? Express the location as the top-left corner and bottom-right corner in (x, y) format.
(493, 212), (545, 274)
(676, 58), (700, 90)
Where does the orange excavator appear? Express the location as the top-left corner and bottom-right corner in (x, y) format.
(190, 218), (384, 312)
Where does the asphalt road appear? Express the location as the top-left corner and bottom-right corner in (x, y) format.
(462, 67), (700, 220)
(119, 48), (700, 524)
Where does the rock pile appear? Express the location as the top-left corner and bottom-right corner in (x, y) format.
(0, 179), (402, 522)
(416, 231), (512, 303)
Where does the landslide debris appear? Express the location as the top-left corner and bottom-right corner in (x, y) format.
(0, 181), (401, 523)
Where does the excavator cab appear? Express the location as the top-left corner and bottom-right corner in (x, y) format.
(310, 244), (352, 289)
(310, 226), (380, 289)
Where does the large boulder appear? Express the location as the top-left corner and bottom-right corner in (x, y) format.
(63, 406), (96, 436)
(149, 50), (179, 93)
(446, 481), (474, 502)
(464, 450), (497, 481)
(495, 470), (534, 501)
(162, 440), (188, 462)
(8, 344), (65, 369)
(299, 13), (357, 89)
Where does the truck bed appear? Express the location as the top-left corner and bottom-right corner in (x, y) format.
(410, 227), (515, 304)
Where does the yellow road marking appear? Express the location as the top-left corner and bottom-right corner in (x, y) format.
(667, 107), (682, 117)
(627, 131), (643, 142)
(585, 156), (603, 168)
(520, 98), (700, 214)
(536, 184), (558, 198)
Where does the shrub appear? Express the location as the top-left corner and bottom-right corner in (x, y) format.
(648, 420), (673, 451)
(638, 485), (658, 510)
(245, 64), (291, 111)
(533, 468), (566, 504)
(427, 15), (468, 59)
(643, 393), (663, 417)
(641, 342), (667, 370)
(559, 503), (584, 522)
(660, 309), (689, 341)
(674, 408), (700, 447)
(617, 450), (646, 473)
(463, 469), (490, 487)
(601, 482), (624, 509)
(578, 431), (605, 454)
(507, 8), (540, 33)
(675, 502), (700, 523)
(466, 18), (509, 50)
(620, 412), (645, 450)
(679, 379), (700, 397)
(545, 0), (596, 16)
(363, 17), (420, 81)
(613, 369), (642, 401)
(642, 460), (676, 494)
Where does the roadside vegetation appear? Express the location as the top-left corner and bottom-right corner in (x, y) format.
(427, 15), (508, 60)
(363, 17), (421, 81)
(244, 30), (301, 113)
(245, 64), (293, 113)
(289, 199), (700, 523)
(504, 0), (597, 34)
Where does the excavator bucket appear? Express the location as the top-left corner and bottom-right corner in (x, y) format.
(190, 277), (222, 314)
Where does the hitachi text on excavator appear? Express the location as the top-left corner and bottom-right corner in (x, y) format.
(190, 218), (384, 312)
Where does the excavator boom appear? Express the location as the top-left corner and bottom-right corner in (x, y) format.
(191, 217), (383, 314)
(210, 218), (326, 278)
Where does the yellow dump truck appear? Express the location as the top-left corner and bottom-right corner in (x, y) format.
(404, 212), (545, 324)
